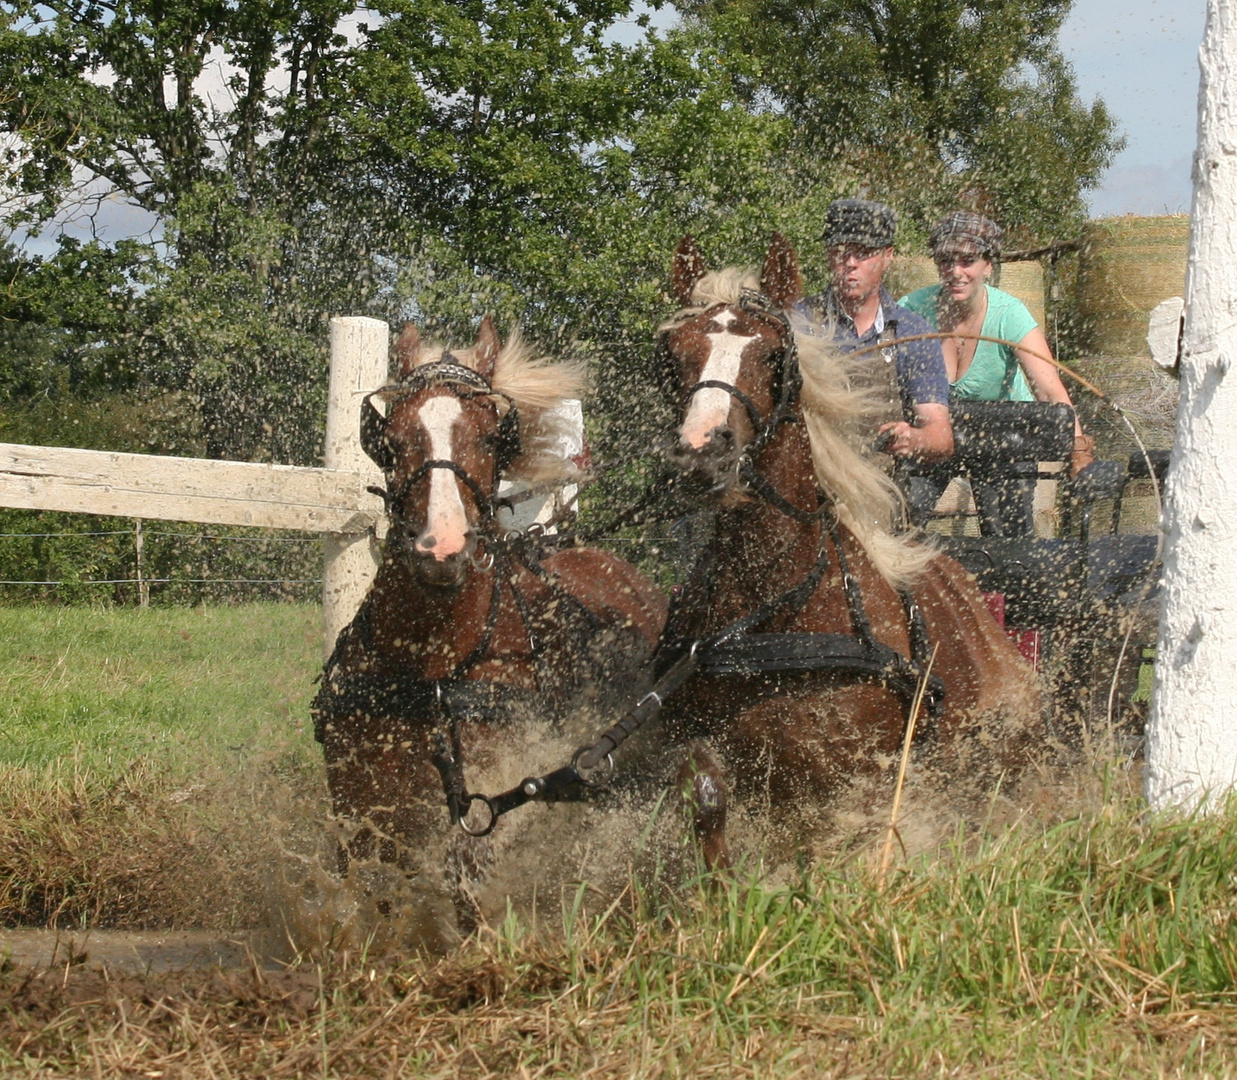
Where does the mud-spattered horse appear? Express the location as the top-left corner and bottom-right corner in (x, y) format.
(312, 317), (667, 934)
(659, 235), (1042, 866)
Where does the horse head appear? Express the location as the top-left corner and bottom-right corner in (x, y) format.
(661, 233), (804, 499)
(369, 317), (517, 589)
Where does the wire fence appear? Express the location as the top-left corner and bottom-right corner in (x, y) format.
(0, 511), (675, 605)
(0, 511), (325, 605)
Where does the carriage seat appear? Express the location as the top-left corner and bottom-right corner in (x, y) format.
(947, 399), (1076, 478)
(906, 400), (1075, 536)
(931, 407), (1165, 634)
(944, 531), (1161, 629)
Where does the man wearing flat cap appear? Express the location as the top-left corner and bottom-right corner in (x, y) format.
(798, 199), (953, 465)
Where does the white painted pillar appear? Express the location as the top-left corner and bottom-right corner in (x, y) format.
(1146, 0), (1237, 811)
(322, 317), (389, 658)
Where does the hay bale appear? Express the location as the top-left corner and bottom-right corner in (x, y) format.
(1076, 216), (1189, 357)
(888, 257), (1045, 329)
(1069, 355), (1178, 453)
(888, 256), (939, 301)
(1068, 355), (1177, 534)
(994, 262), (1046, 330)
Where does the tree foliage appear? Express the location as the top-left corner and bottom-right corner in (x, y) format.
(0, 0), (1121, 465)
(675, 0), (1122, 242)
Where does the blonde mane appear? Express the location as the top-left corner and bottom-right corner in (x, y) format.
(791, 312), (936, 587)
(665, 267), (935, 588)
(409, 329), (589, 487)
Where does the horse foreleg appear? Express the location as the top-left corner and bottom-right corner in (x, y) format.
(678, 741), (731, 871)
(443, 831), (496, 937)
(320, 718), (437, 874)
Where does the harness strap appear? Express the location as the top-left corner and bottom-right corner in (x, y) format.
(830, 523), (876, 644)
(696, 632), (942, 712)
(395, 458), (494, 522)
(429, 683), (469, 826)
(737, 459), (833, 523)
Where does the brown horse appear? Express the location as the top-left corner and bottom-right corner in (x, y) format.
(312, 317), (667, 936)
(658, 235), (1042, 867)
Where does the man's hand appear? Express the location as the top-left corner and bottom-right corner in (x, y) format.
(878, 403), (954, 464)
(1069, 433), (1095, 478)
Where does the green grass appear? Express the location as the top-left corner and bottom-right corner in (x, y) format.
(0, 603), (322, 772)
(3, 604), (1237, 1075)
(0, 603), (329, 929)
(5, 796), (1237, 1075)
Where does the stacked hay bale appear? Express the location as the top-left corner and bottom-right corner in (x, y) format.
(1070, 216), (1185, 533)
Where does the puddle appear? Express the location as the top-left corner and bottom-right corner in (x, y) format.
(0, 929), (278, 974)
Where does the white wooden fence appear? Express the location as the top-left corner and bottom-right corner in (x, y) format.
(0, 316), (390, 656)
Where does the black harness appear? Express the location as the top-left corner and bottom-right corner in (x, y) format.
(315, 359), (602, 828)
(450, 293), (945, 835)
(318, 321), (945, 837)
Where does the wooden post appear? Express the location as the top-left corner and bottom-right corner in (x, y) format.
(134, 517), (149, 608)
(1146, 0), (1237, 811)
(322, 317), (388, 658)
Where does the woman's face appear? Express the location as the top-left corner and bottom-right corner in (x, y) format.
(934, 250), (992, 305)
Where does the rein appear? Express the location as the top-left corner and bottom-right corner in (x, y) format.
(327, 320), (947, 838)
(459, 517), (945, 836)
(444, 290), (949, 836)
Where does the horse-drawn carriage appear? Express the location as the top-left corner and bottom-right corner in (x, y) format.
(311, 235), (1163, 942)
(914, 398), (1164, 729)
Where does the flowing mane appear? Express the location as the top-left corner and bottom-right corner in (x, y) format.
(407, 329), (589, 487)
(666, 266), (934, 587)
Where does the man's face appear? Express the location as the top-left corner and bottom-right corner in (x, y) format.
(828, 244), (893, 307)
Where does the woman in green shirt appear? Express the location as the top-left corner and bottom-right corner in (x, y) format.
(899, 212), (1093, 535)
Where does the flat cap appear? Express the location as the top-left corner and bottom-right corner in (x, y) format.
(822, 199), (897, 248)
(929, 211), (1003, 260)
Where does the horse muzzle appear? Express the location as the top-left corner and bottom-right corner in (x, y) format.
(400, 526), (479, 589)
(668, 427), (742, 499)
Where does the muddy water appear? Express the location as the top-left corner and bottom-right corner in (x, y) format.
(0, 929), (281, 973)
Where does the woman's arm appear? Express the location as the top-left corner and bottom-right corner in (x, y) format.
(1015, 326), (1083, 437)
(1015, 326), (1093, 474)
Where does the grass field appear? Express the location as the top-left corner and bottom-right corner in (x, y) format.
(0, 603), (327, 931)
(0, 603), (322, 771)
(3, 604), (1237, 1078)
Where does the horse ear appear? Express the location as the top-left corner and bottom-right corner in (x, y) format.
(474, 314), (502, 380)
(394, 323), (421, 378)
(672, 235), (708, 306)
(760, 233), (803, 308)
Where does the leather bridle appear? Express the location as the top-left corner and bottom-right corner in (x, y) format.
(361, 357), (522, 537)
(671, 289), (827, 523)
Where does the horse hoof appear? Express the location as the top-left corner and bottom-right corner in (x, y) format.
(679, 743), (731, 872)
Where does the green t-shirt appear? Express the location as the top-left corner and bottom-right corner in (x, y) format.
(898, 284), (1037, 401)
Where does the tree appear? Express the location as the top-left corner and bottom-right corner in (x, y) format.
(671, 0), (1122, 243)
(0, 0), (815, 464)
(1, 0), (1120, 475)
(1146, 0), (1237, 812)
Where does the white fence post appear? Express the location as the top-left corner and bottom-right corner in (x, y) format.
(322, 317), (389, 658)
(1146, 0), (1237, 812)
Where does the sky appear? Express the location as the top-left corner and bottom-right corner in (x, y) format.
(1059, 0), (1206, 217)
